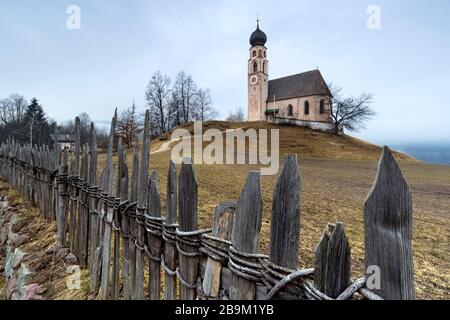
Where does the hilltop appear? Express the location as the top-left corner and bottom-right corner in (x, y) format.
(150, 121), (415, 162)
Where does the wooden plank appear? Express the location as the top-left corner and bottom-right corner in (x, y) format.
(100, 109), (118, 300)
(229, 171), (263, 300)
(71, 117), (81, 255)
(118, 141), (129, 300)
(148, 171), (162, 300)
(79, 145), (89, 267)
(164, 161), (178, 300)
(178, 159), (199, 300)
(269, 155), (301, 269)
(364, 146), (415, 300)
(88, 123), (98, 268)
(314, 222), (351, 298)
(134, 109), (150, 300)
(202, 202), (236, 298)
(68, 157), (76, 254)
(111, 139), (126, 300)
(128, 142), (139, 299)
(57, 148), (68, 246)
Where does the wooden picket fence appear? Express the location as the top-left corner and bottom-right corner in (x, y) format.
(0, 110), (415, 300)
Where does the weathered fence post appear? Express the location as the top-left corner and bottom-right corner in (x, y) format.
(112, 139), (127, 300)
(69, 117), (81, 255)
(79, 145), (89, 267)
(202, 201), (236, 298)
(267, 155), (301, 299)
(163, 161), (178, 300)
(88, 123), (98, 268)
(314, 222), (351, 298)
(178, 159), (199, 300)
(128, 142), (139, 299)
(118, 140), (129, 299)
(99, 110), (117, 300)
(134, 109), (150, 300)
(147, 171), (162, 300)
(364, 146), (415, 300)
(229, 171), (263, 300)
(57, 148), (68, 246)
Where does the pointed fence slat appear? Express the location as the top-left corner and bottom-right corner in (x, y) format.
(128, 142), (140, 299)
(314, 222), (351, 298)
(202, 202), (236, 298)
(269, 155), (301, 269)
(100, 110), (117, 300)
(164, 161), (178, 300)
(178, 159), (199, 300)
(134, 110), (150, 300)
(148, 171), (162, 300)
(229, 171), (263, 300)
(118, 141), (130, 299)
(364, 146), (415, 300)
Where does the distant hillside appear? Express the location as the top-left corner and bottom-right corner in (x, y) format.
(153, 121), (415, 161)
(393, 143), (450, 165)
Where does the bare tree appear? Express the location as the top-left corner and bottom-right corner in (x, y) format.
(329, 84), (376, 135)
(192, 88), (218, 121)
(117, 102), (142, 147)
(78, 112), (91, 145)
(145, 71), (171, 135)
(226, 107), (245, 122)
(173, 71), (197, 124)
(0, 94), (28, 142)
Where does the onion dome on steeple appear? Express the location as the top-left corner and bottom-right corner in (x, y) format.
(249, 19), (267, 47)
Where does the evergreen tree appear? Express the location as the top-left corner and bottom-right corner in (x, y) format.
(23, 98), (51, 145)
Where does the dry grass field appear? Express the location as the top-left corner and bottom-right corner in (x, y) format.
(2, 122), (446, 299)
(112, 122), (448, 299)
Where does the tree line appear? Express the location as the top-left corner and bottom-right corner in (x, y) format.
(0, 94), (56, 145)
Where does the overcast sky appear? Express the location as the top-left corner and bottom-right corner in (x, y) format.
(0, 0), (449, 145)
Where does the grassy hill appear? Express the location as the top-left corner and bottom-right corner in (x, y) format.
(108, 121), (448, 299)
(152, 121), (414, 161)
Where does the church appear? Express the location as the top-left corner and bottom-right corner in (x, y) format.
(247, 20), (336, 132)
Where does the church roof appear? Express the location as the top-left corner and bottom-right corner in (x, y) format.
(267, 70), (331, 102)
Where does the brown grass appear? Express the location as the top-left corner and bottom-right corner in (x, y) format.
(122, 122), (447, 299)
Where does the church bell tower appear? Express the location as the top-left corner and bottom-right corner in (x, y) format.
(248, 19), (269, 122)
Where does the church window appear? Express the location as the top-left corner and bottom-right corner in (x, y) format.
(304, 101), (310, 115)
(258, 49), (262, 57)
(288, 104), (293, 116)
(263, 62), (266, 73)
(253, 61), (258, 73)
(264, 51), (266, 57)
(252, 50), (256, 57)
(320, 99), (325, 114)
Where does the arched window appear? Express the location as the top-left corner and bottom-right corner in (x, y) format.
(258, 49), (262, 57)
(288, 104), (293, 116)
(319, 99), (325, 114)
(264, 51), (266, 58)
(253, 61), (258, 73)
(304, 101), (310, 115)
(252, 50), (256, 57)
(263, 62), (266, 73)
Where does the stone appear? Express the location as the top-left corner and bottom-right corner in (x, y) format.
(65, 253), (78, 265)
(6, 274), (18, 300)
(16, 263), (34, 299)
(45, 244), (62, 255)
(5, 247), (25, 278)
(23, 283), (45, 300)
(36, 285), (47, 295)
(12, 233), (30, 247)
(56, 247), (69, 258)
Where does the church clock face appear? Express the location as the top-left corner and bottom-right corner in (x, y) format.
(250, 75), (258, 85)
